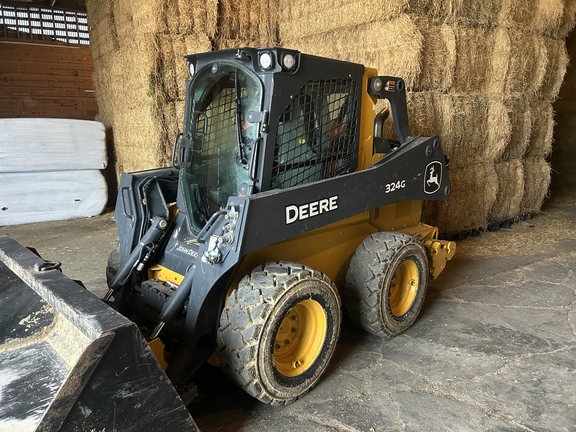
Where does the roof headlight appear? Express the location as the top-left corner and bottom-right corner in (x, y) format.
(281, 53), (296, 71)
(188, 62), (195, 78)
(259, 51), (274, 70)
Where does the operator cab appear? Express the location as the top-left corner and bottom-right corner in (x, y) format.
(179, 48), (364, 235)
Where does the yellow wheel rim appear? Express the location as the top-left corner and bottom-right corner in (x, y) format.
(273, 299), (327, 377)
(389, 259), (419, 317)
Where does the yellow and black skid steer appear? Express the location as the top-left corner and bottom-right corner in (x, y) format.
(1, 47), (455, 429)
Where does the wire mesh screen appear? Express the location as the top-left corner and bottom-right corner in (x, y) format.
(271, 79), (360, 189)
(0, 4), (89, 45)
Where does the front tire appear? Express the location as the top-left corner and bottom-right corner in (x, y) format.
(105, 239), (120, 287)
(344, 232), (428, 337)
(218, 261), (342, 405)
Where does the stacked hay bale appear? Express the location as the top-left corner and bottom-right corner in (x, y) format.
(280, 0), (575, 234)
(85, 0), (277, 176)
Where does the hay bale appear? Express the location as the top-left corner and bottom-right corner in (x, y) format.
(491, 29), (548, 96)
(438, 94), (510, 167)
(489, 159), (524, 221)
(112, 105), (164, 176)
(158, 34), (179, 101)
(165, 0), (180, 35)
(422, 163), (498, 234)
(405, 91), (442, 138)
(500, 94), (532, 161)
(278, 0), (407, 41)
(526, 100), (554, 158)
(557, 0), (576, 39)
(452, 0), (501, 28)
(533, 0), (565, 35)
(129, 0), (170, 34)
(283, 16), (423, 89)
(538, 37), (570, 101)
(217, 0), (277, 46)
(415, 18), (456, 92)
(86, 1), (119, 61)
(497, 0), (534, 29)
(172, 33), (213, 100)
(522, 157), (551, 213)
(383, 92), (510, 168)
(452, 26), (495, 93)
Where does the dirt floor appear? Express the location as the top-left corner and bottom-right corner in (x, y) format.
(1, 192), (575, 431)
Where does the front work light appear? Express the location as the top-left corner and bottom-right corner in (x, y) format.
(281, 53), (296, 71)
(259, 52), (274, 70)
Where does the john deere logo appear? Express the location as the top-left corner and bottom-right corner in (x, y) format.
(424, 161), (442, 194)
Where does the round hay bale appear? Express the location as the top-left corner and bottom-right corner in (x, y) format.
(415, 18), (456, 92)
(278, 0), (407, 41)
(452, 25), (496, 93)
(500, 94), (532, 161)
(522, 157), (551, 213)
(422, 163), (499, 235)
(538, 37), (570, 101)
(489, 159), (524, 221)
(526, 100), (554, 158)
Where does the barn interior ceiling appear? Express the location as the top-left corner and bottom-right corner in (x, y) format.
(1, 0), (85, 11)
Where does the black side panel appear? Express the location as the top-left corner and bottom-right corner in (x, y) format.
(242, 135), (450, 254)
(114, 167), (179, 263)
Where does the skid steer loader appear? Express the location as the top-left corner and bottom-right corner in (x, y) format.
(0, 47), (454, 429)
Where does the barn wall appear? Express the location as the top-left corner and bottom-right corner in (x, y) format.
(0, 40), (97, 119)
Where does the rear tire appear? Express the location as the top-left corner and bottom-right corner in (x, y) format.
(218, 261), (342, 405)
(344, 232), (428, 337)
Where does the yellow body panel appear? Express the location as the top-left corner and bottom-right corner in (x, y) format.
(148, 264), (184, 285)
(230, 213), (377, 290)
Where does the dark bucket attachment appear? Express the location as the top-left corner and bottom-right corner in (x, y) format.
(0, 236), (198, 431)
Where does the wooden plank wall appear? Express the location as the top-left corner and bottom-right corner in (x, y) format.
(0, 40), (98, 119)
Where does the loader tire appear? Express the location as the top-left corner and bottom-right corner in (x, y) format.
(344, 232), (428, 337)
(105, 240), (120, 286)
(218, 261), (342, 405)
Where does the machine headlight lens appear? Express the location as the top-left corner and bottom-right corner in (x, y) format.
(282, 53), (296, 70)
(259, 52), (274, 70)
(188, 62), (195, 78)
